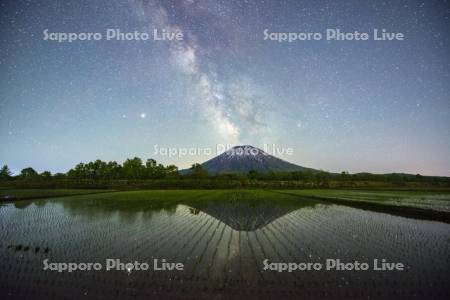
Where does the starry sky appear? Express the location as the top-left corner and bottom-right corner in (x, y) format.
(1, 0), (449, 176)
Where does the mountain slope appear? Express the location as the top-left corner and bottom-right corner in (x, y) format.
(198, 145), (316, 174)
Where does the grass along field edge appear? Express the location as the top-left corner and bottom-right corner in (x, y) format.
(0, 188), (114, 202)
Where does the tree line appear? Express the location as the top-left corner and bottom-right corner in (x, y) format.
(1, 159), (449, 188)
(0, 158), (179, 181)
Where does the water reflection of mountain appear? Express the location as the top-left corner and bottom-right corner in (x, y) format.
(188, 202), (310, 231)
(55, 196), (319, 229)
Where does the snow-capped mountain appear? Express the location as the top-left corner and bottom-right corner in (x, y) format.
(199, 145), (315, 174)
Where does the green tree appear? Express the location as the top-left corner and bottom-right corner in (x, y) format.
(145, 159), (157, 178)
(85, 160), (108, 180)
(190, 163), (208, 178)
(0, 165), (12, 180)
(68, 163), (87, 179)
(165, 165), (179, 178)
(53, 173), (67, 179)
(154, 163), (167, 179)
(20, 167), (39, 179)
(106, 161), (122, 179)
(40, 171), (52, 179)
(122, 157), (145, 179)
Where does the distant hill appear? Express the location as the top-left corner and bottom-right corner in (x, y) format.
(187, 145), (318, 174)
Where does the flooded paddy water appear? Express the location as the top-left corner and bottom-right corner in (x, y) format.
(0, 192), (449, 299)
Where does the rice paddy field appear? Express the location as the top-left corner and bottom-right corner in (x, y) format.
(282, 189), (450, 212)
(0, 189), (449, 299)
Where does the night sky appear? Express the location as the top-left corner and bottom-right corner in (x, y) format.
(1, 0), (449, 175)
